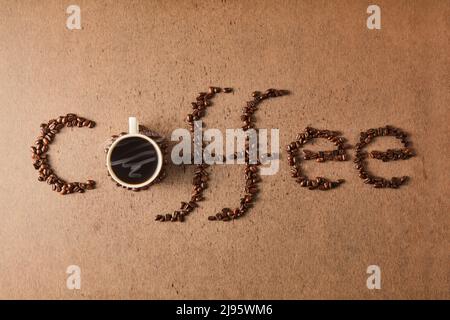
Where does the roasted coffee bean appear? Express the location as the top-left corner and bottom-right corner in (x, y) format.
(188, 200), (198, 208)
(246, 186), (258, 194)
(86, 180), (96, 189)
(54, 123), (64, 131)
(208, 86), (219, 94)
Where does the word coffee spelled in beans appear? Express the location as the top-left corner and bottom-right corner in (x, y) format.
(30, 90), (416, 224)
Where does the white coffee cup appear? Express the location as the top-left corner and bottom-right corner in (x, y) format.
(106, 117), (163, 189)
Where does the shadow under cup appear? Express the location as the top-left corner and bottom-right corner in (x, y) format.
(108, 135), (162, 187)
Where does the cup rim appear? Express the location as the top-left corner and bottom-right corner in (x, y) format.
(106, 133), (163, 189)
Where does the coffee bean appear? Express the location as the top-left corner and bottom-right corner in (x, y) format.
(246, 186), (258, 194)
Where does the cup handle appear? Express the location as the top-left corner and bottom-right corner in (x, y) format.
(129, 117), (138, 134)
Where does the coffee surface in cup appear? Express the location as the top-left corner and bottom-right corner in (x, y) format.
(110, 136), (159, 185)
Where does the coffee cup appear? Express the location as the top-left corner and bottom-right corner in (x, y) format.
(106, 117), (163, 189)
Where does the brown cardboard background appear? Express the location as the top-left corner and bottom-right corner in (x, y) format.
(0, 0), (448, 299)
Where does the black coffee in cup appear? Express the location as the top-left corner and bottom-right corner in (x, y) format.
(110, 136), (160, 185)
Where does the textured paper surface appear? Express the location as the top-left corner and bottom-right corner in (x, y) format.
(0, 0), (448, 299)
